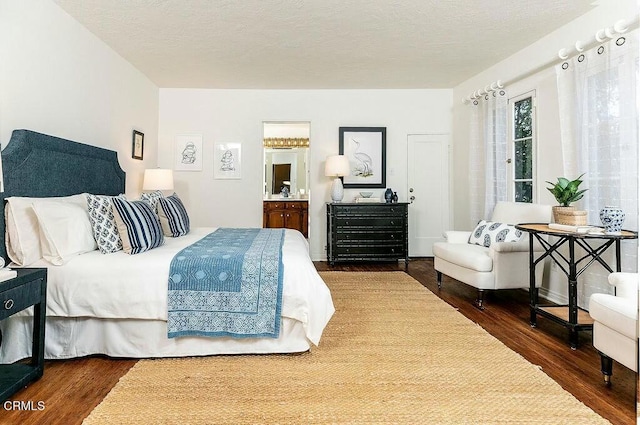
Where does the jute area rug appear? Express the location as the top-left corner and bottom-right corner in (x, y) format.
(84, 272), (609, 425)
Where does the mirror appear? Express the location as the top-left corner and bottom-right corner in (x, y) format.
(263, 122), (310, 199)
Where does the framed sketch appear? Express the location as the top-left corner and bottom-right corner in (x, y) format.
(214, 143), (242, 179)
(339, 127), (386, 188)
(132, 130), (144, 160)
(175, 134), (203, 171)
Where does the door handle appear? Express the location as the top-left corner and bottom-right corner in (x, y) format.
(410, 196), (415, 202)
(409, 188), (414, 193)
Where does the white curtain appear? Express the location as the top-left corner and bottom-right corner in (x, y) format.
(469, 90), (508, 224)
(556, 31), (639, 305)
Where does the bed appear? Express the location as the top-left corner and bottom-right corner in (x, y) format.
(0, 130), (335, 362)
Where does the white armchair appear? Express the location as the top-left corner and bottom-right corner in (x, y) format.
(433, 201), (552, 309)
(588, 272), (638, 385)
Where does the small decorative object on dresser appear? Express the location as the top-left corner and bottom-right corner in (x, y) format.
(599, 206), (625, 234)
(0, 268), (47, 402)
(384, 188), (393, 203)
(326, 202), (408, 268)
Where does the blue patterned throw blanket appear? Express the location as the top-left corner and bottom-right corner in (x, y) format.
(167, 228), (285, 339)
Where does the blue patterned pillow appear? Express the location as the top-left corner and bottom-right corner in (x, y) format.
(468, 220), (522, 248)
(86, 194), (125, 254)
(140, 190), (164, 211)
(112, 198), (164, 254)
(158, 193), (190, 237)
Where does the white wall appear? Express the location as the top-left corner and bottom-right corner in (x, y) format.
(451, 0), (638, 302)
(159, 89), (452, 260)
(0, 0), (159, 195)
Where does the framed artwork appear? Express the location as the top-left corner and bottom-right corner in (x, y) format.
(132, 130), (144, 160)
(214, 143), (242, 179)
(339, 127), (386, 188)
(175, 134), (203, 171)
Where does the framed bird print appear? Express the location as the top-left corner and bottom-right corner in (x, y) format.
(338, 127), (386, 188)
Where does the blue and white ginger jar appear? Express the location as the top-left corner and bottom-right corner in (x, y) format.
(599, 206), (625, 235)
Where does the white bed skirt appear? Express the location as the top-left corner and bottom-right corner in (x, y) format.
(0, 315), (310, 363)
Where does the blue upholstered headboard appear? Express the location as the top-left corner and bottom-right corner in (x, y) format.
(0, 129), (126, 260)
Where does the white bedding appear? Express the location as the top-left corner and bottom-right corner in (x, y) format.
(3, 228), (334, 361)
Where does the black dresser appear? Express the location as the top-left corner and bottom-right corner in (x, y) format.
(326, 203), (409, 266)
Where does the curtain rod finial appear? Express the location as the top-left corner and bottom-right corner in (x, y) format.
(613, 20), (629, 33)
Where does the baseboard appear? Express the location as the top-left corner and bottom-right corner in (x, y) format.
(538, 287), (568, 305)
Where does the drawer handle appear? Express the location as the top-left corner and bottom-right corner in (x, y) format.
(4, 299), (14, 310)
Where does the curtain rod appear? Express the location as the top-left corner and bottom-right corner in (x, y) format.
(461, 16), (639, 104)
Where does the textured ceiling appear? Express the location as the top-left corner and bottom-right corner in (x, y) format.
(53, 0), (596, 89)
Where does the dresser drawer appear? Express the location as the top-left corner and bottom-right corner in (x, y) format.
(334, 245), (404, 257)
(263, 202), (284, 211)
(335, 217), (404, 228)
(333, 205), (405, 216)
(285, 202), (307, 210)
(335, 230), (404, 243)
(0, 279), (42, 320)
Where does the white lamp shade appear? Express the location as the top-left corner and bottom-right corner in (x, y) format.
(143, 169), (174, 191)
(325, 155), (350, 177)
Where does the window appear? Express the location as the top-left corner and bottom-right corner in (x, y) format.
(509, 92), (536, 203)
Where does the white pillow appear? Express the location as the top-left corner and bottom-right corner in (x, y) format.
(31, 200), (97, 265)
(5, 194), (88, 266)
(468, 220), (523, 248)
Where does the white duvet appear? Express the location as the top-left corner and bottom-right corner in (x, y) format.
(26, 228), (335, 346)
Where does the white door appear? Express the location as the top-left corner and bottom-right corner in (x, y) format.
(407, 134), (450, 256)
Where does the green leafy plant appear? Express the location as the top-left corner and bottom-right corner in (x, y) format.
(546, 174), (588, 207)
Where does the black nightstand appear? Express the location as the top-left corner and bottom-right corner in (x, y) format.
(0, 268), (47, 402)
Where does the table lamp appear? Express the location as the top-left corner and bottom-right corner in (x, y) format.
(324, 155), (350, 202)
(143, 169), (174, 194)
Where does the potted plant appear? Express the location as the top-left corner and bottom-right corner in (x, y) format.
(546, 174), (588, 225)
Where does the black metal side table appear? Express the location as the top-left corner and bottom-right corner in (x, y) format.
(0, 268), (47, 402)
(515, 223), (637, 349)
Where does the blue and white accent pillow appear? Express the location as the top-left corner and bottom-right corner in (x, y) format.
(86, 194), (125, 254)
(468, 220), (523, 248)
(112, 198), (164, 254)
(140, 190), (164, 211)
(158, 193), (190, 237)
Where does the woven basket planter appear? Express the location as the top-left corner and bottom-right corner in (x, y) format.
(553, 206), (587, 226)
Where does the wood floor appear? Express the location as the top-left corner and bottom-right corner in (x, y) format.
(3, 259), (636, 425)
